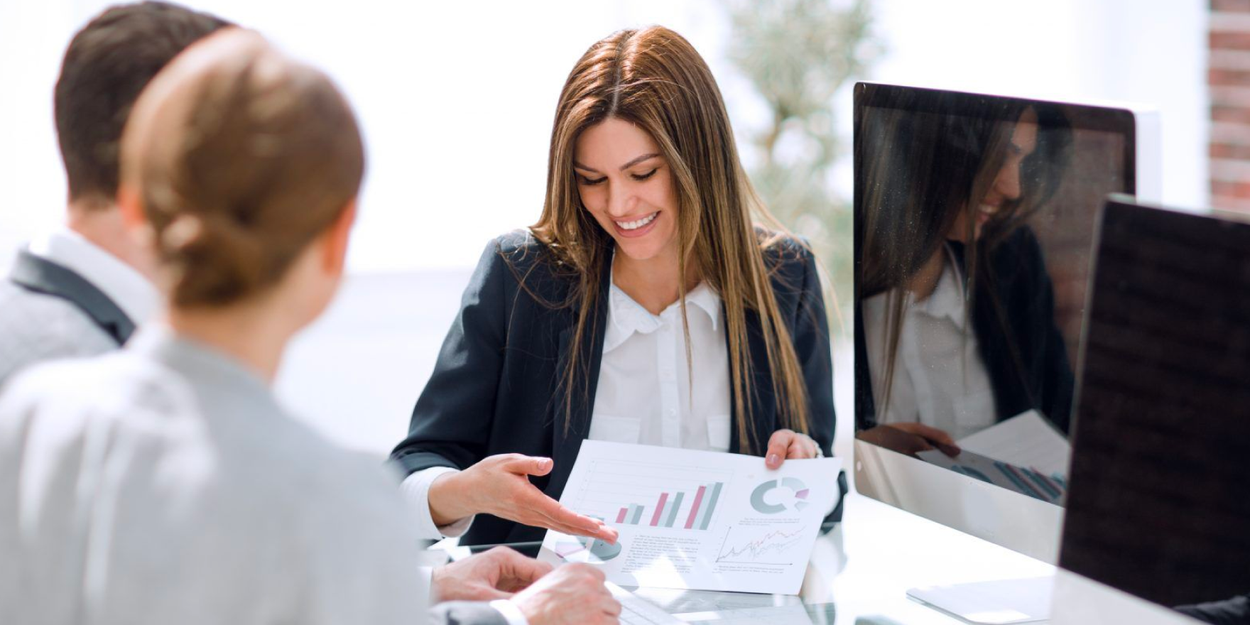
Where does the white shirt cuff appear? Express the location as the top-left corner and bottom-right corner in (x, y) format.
(401, 467), (475, 540)
(489, 599), (531, 625)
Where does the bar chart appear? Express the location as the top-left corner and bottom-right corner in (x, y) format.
(614, 481), (724, 530)
(563, 457), (735, 533)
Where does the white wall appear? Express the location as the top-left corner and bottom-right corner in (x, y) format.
(855, 0), (1207, 207)
(0, 0), (742, 273)
(0, 0), (1206, 273)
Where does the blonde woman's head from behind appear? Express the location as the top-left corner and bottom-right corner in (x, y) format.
(119, 29), (364, 331)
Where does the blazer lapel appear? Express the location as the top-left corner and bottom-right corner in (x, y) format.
(8, 249), (136, 346)
(547, 256), (612, 498)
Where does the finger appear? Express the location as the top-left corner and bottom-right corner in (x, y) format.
(501, 454), (554, 477)
(602, 597), (623, 617)
(766, 429), (794, 469)
(785, 434), (816, 459)
(525, 490), (617, 540)
(907, 436), (935, 457)
(905, 423), (958, 447)
(520, 507), (612, 543)
(937, 442), (962, 458)
(451, 580), (511, 602)
(567, 563), (607, 581)
(492, 547), (554, 586)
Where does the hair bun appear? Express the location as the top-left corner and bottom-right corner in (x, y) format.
(161, 210), (268, 307)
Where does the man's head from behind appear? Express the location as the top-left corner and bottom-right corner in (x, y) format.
(56, 1), (230, 209)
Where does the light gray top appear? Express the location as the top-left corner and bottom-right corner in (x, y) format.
(0, 328), (429, 625)
(0, 277), (117, 387)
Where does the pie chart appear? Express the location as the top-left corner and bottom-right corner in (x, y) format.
(750, 477), (811, 514)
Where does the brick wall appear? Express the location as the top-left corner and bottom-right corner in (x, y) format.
(1210, 0), (1250, 211)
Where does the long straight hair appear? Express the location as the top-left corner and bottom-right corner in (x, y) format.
(528, 26), (811, 453)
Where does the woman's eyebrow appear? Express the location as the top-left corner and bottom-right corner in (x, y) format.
(620, 152), (661, 170)
(573, 152), (662, 174)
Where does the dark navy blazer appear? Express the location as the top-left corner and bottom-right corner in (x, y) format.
(392, 230), (846, 545)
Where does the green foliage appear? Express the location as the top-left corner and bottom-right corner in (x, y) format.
(727, 0), (877, 337)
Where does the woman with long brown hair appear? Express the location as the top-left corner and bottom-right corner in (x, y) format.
(391, 26), (843, 546)
(854, 89), (1075, 458)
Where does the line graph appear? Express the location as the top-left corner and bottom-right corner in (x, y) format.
(715, 526), (808, 566)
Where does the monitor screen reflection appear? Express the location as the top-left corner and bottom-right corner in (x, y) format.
(854, 88), (1131, 507)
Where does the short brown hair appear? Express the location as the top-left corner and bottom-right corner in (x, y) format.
(55, 1), (230, 205)
(121, 31), (365, 307)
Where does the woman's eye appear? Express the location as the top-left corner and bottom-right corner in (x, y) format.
(578, 175), (607, 186)
(631, 168), (658, 181)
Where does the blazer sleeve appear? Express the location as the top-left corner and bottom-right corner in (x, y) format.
(792, 244), (849, 527)
(390, 240), (509, 476)
(793, 245), (835, 457)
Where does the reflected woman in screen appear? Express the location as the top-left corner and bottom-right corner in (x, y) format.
(391, 26), (842, 546)
(855, 97), (1073, 457)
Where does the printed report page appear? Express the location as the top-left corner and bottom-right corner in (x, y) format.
(539, 440), (842, 594)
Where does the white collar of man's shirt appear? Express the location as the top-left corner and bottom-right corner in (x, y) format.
(910, 243), (968, 330)
(27, 228), (159, 325)
(603, 275), (722, 355)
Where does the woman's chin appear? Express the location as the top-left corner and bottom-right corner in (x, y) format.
(613, 241), (664, 262)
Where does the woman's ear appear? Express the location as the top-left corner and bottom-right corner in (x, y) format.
(321, 199), (358, 276)
(117, 184), (145, 229)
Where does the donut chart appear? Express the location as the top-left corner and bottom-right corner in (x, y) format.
(749, 477), (811, 514)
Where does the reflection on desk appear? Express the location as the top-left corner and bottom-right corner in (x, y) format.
(439, 491), (1197, 624)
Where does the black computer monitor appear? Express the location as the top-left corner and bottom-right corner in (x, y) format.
(852, 81), (1158, 563)
(1059, 197), (1250, 624)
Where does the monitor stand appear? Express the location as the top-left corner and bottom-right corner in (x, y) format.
(906, 576), (1053, 624)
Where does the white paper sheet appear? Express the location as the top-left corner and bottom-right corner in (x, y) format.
(956, 409), (1071, 478)
(538, 440), (842, 594)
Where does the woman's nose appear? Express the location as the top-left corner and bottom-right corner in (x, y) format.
(995, 163), (1023, 201)
(606, 186), (637, 217)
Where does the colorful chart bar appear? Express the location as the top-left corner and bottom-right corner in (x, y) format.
(612, 482), (725, 530)
(697, 482), (723, 530)
(650, 493), (669, 526)
(664, 492), (684, 527)
(684, 485), (707, 529)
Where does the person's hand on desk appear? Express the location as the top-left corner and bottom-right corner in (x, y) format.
(511, 563), (621, 625)
(427, 454), (619, 543)
(432, 546), (553, 601)
(857, 423), (961, 458)
(764, 428), (822, 469)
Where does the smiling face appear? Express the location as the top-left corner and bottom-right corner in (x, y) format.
(949, 107), (1040, 243)
(574, 117), (679, 264)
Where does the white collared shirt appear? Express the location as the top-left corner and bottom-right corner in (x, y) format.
(862, 243), (996, 440)
(27, 228), (158, 326)
(590, 276), (732, 451)
(401, 273), (733, 542)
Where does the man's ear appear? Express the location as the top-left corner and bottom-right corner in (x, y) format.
(117, 185), (146, 229)
(322, 199), (358, 275)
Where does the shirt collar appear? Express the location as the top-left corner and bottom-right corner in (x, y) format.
(27, 229), (159, 326)
(912, 243), (969, 329)
(602, 265), (722, 355)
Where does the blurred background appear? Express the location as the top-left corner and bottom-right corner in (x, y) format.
(0, 0), (1209, 461)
